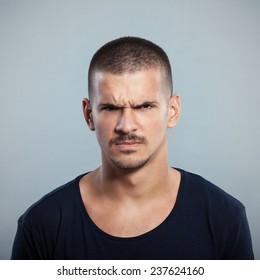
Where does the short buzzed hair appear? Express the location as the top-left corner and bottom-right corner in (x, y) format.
(88, 36), (173, 99)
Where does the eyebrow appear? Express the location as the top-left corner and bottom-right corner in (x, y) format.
(97, 101), (158, 110)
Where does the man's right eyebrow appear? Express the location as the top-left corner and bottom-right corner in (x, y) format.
(97, 103), (123, 110)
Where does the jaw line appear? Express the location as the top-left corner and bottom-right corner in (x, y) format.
(109, 155), (151, 172)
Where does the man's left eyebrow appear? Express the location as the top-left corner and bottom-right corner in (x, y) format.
(133, 101), (158, 107)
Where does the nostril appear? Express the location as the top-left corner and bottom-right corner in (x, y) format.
(115, 110), (137, 134)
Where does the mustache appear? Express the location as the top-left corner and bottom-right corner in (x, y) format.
(109, 134), (146, 145)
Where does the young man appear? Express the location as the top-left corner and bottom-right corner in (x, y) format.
(11, 37), (254, 259)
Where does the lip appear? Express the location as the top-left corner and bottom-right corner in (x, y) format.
(114, 142), (143, 149)
(115, 142), (142, 145)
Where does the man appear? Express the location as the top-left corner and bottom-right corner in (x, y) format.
(11, 37), (254, 259)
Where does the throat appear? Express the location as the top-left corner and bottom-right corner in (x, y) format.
(79, 167), (181, 238)
(83, 193), (176, 238)
(99, 162), (173, 197)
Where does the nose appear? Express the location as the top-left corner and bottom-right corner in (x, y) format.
(115, 108), (138, 134)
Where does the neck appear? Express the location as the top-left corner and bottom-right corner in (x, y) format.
(94, 150), (175, 203)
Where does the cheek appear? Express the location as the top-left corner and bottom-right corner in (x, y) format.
(149, 119), (168, 137)
(93, 118), (115, 146)
(141, 118), (168, 148)
(142, 111), (168, 131)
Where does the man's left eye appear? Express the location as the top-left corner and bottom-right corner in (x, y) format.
(140, 103), (153, 110)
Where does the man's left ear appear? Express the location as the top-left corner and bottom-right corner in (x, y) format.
(167, 94), (181, 128)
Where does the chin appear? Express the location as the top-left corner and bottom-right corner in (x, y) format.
(110, 156), (151, 171)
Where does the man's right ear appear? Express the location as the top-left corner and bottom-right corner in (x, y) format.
(82, 98), (95, 131)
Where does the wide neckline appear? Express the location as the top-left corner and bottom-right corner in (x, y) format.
(75, 168), (185, 242)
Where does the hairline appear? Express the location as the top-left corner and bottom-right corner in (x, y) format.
(88, 66), (172, 102)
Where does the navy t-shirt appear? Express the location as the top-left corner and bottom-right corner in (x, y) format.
(11, 169), (254, 259)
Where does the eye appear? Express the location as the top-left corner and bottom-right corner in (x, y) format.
(138, 103), (155, 110)
(101, 105), (118, 111)
(142, 104), (152, 109)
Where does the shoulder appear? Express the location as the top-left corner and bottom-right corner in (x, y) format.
(18, 174), (86, 229)
(178, 168), (248, 239)
(178, 168), (245, 214)
(177, 169), (254, 259)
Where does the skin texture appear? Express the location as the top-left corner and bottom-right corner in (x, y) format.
(80, 68), (181, 237)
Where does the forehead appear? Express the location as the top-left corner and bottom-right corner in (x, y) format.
(91, 69), (165, 105)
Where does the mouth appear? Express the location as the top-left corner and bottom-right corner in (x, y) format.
(115, 141), (142, 145)
(115, 141), (143, 148)
(113, 141), (144, 152)
(109, 134), (146, 150)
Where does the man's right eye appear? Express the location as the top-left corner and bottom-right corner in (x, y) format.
(102, 106), (118, 111)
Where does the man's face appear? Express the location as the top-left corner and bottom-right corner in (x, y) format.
(84, 68), (179, 171)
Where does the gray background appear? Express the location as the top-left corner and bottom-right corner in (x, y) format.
(0, 0), (259, 259)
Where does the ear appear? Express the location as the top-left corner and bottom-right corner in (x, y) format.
(82, 98), (95, 131)
(167, 94), (181, 128)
